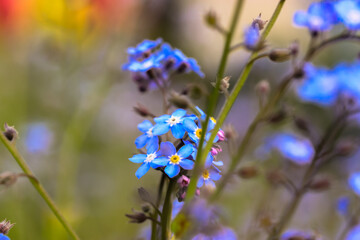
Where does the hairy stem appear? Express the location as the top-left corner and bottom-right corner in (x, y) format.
(0, 132), (80, 240)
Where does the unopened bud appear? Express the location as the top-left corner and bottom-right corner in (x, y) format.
(336, 140), (357, 156)
(238, 166), (258, 179)
(255, 80), (271, 96)
(223, 124), (238, 140)
(141, 204), (151, 213)
(0, 220), (14, 235)
(177, 175), (190, 188)
(210, 145), (222, 156)
(0, 172), (18, 187)
(308, 178), (330, 192)
(289, 41), (299, 56)
(3, 123), (18, 141)
(267, 109), (287, 123)
(182, 84), (205, 100)
(293, 117), (310, 134)
(268, 48), (293, 62)
(169, 91), (191, 109)
(133, 103), (155, 118)
(252, 13), (268, 30)
(204, 11), (218, 27)
(125, 210), (148, 223)
(220, 76), (231, 93)
(217, 130), (226, 142)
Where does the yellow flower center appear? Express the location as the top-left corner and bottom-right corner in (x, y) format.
(195, 128), (202, 138)
(170, 155), (181, 164)
(210, 117), (216, 123)
(202, 170), (210, 180)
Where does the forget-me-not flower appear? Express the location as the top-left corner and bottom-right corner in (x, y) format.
(334, 0), (360, 30)
(0, 234), (10, 240)
(126, 38), (162, 61)
(25, 123), (53, 154)
(244, 25), (260, 50)
(346, 225), (360, 240)
(135, 120), (159, 150)
(349, 172), (360, 195)
(152, 109), (189, 139)
(192, 227), (237, 240)
(197, 168), (221, 188)
(152, 142), (194, 178)
(129, 141), (161, 179)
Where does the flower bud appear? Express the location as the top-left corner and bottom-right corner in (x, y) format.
(336, 140), (357, 157)
(125, 210), (148, 223)
(133, 103), (155, 118)
(0, 172), (18, 187)
(141, 204), (151, 213)
(255, 80), (271, 96)
(177, 175), (190, 188)
(308, 178), (330, 192)
(169, 91), (191, 109)
(238, 166), (258, 179)
(220, 76), (231, 93)
(252, 13), (268, 30)
(293, 117), (310, 135)
(223, 124), (238, 140)
(217, 130), (226, 142)
(210, 145), (222, 156)
(3, 123), (18, 141)
(267, 109), (287, 123)
(268, 48), (293, 62)
(0, 220), (14, 235)
(204, 10), (218, 27)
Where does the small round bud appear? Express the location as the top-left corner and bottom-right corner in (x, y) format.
(238, 166), (258, 179)
(210, 145), (222, 156)
(177, 175), (190, 188)
(141, 204), (151, 213)
(220, 76), (231, 93)
(255, 80), (271, 96)
(204, 10), (218, 27)
(252, 13), (268, 30)
(0, 172), (18, 187)
(133, 103), (155, 118)
(308, 178), (330, 192)
(125, 210), (148, 224)
(169, 91), (191, 109)
(217, 130), (226, 142)
(268, 48), (293, 62)
(289, 40), (299, 56)
(293, 117), (310, 134)
(3, 123), (18, 141)
(267, 109), (287, 123)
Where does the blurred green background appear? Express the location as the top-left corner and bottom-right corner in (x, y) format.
(0, 0), (359, 239)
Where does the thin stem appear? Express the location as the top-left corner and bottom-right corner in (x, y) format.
(161, 179), (175, 240)
(0, 132), (80, 240)
(185, 0), (245, 201)
(151, 174), (166, 240)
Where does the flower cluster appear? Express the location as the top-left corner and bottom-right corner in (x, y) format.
(129, 107), (224, 189)
(294, 0), (360, 33)
(296, 61), (360, 107)
(123, 39), (205, 92)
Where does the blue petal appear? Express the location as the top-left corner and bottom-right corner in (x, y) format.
(210, 170), (222, 181)
(152, 123), (171, 136)
(154, 115), (171, 123)
(146, 139), (159, 154)
(205, 153), (214, 168)
(346, 225), (360, 240)
(349, 172), (360, 195)
(178, 144), (194, 158)
(171, 124), (185, 139)
(183, 119), (197, 132)
(293, 11), (308, 27)
(172, 109), (187, 118)
(129, 154), (146, 163)
(179, 159), (194, 170)
(158, 142), (176, 157)
(135, 163), (151, 179)
(152, 156), (169, 166)
(135, 134), (148, 149)
(205, 179), (216, 188)
(165, 164), (180, 178)
(213, 160), (223, 166)
(137, 120), (153, 132)
(197, 178), (204, 188)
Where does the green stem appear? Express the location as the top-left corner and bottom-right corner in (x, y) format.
(152, 174), (166, 240)
(0, 132), (80, 240)
(161, 179), (175, 240)
(186, 0), (244, 201)
(187, 0), (286, 202)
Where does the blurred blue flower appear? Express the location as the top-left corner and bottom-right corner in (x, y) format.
(153, 109), (188, 139)
(297, 63), (340, 106)
(152, 142), (194, 178)
(281, 229), (316, 240)
(172, 199), (184, 219)
(346, 225), (360, 240)
(336, 61), (360, 102)
(261, 133), (315, 165)
(334, 0), (360, 30)
(0, 234), (10, 240)
(337, 196), (350, 216)
(126, 38), (162, 60)
(197, 167), (221, 188)
(192, 227), (237, 240)
(25, 123), (53, 154)
(129, 140), (160, 179)
(244, 25), (260, 50)
(348, 172), (360, 195)
(135, 120), (159, 150)
(293, 1), (337, 32)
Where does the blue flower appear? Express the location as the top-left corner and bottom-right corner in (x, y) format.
(152, 142), (194, 178)
(348, 172), (360, 195)
(281, 230), (316, 240)
(347, 225), (360, 240)
(337, 196), (350, 216)
(261, 133), (315, 165)
(0, 234), (10, 240)
(293, 1), (337, 32)
(197, 168), (221, 188)
(152, 109), (188, 139)
(192, 227), (237, 240)
(244, 25), (260, 50)
(334, 0), (360, 30)
(183, 118), (218, 145)
(129, 140), (161, 179)
(336, 61), (360, 102)
(24, 123), (53, 153)
(297, 63), (340, 106)
(195, 106), (217, 129)
(183, 140), (219, 168)
(135, 120), (159, 150)
(126, 38), (162, 60)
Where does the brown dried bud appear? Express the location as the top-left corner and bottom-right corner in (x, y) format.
(267, 109), (287, 123)
(3, 123), (18, 141)
(0, 220), (14, 235)
(169, 91), (191, 109)
(336, 140), (357, 157)
(125, 209), (148, 223)
(268, 48), (293, 62)
(308, 178), (330, 192)
(133, 103), (155, 118)
(238, 166), (258, 179)
(252, 13), (268, 30)
(220, 76), (231, 93)
(293, 117), (310, 134)
(266, 170), (287, 186)
(255, 80), (271, 96)
(141, 204), (151, 213)
(223, 124), (238, 140)
(0, 172), (18, 187)
(204, 10), (218, 27)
